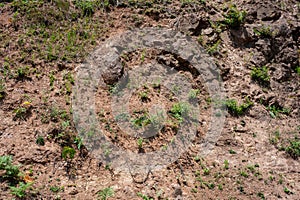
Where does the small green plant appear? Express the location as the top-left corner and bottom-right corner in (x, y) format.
(63, 71), (74, 94)
(251, 66), (270, 85)
(0, 155), (21, 180)
(295, 66), (300, 75)
(0, 79), (5, 100)
(224, 98), (253, 116)
(269, 130), (280, 144)
(268, 105), (290, 118)
(257, 192), (265, 199)
(74, 137), (83, 150)
(13, 107), (27, 119)
(10, 182), (33, 198)
(139, 91), (149, 101)
(284, 187), (293, 195)
(285, 137), (300, 159)
(98, 187), (114, 200)
(218, 184), (223, 190)
(61, 146), (76, 160)
(131, 114), (151, 128)
(205, 182), (215, 189)
(50, 186), (62, 193)
(207, 40), (221, 56)
(75, 0), (99, 17)
(223, 5), (246, 28)
(15, 66), (30, 79)
(188, 89), (200, 100)
(229, 149), (237, 154)
(36, 136), (45, 146)
(254, 26), (273, 38)
(49, 71), (56, 87)
(224, 160), (229, 169)
(137, 192), (154, 200)
(169, 102), (190, 122)
(240, 171), (248, 178)
(137, 138), (143, 149)
(203, 168), (210, 175)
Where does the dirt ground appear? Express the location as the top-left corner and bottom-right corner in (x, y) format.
(0, 0), (299, 200)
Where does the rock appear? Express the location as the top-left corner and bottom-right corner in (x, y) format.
(257, 4), (281, 21)
(229, 26), (254, 45)
(69, 189), (79, 195)
(275, 45), (299, 68)
(250, 50), (267, 67)
(175, 14), (210, 36)
(100, 51), (124, 85)
(172, 183), (182, 198)
(271, 63), (292, 82)
(255, 39), (272, 60)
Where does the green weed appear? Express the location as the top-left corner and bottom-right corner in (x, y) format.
(223, 5), (246, 28)
(131, 114), (151, 128)
(169, 102), (190, 122)
(139, 91), (149, 102)
(251, 66), (270, 85)
(13, 107), (28, 120)
(257, 192), (265, 199)
(254, 26), (273, 38)
(15, 66), (30, 80)
(10, 182), (33, 198)
(74, 137), (83, 150)
(61, 146), (76, 160)
(224, 160), (229, 169)
(268, 104), (290, 118)
(295, 66), (300, 75)
(188, 89), (200, 100)
(36, 136), (45, 146)
(137, 138), (143, 149)
(0, 155), (21, 180)
(98, 187), (114, 200)
(284, 187), (293, 195)
(49, 71), (56, 87)
(50, 185), (63, 193)
(285, 137), (300, 159)
(269, 130), (280, 144)
(207, 40), (221, 56)
(224, 98), (253, 116)
(137, 192), (154, 200)
(0, 79), (5, 100)
(240, 171), (248, 178)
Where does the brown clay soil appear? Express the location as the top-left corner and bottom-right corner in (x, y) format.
(0, 0), (299, 200)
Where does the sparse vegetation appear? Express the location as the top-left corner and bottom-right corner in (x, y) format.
(222, 4), (246, 28)
(224, 160), (229, 169)
(285, 137), (300, 159)
(0, 155), (21, 180)
(0, 79), (5, 100)
(295, 66), (300, 75)
(188, 89), (200, 100)
(169, 102), (190, 122)
(137, 138), (144, 149)
(50, 185), (63, 193)
(268, 104), (290, 118)
(10, 182), (33, 198)
(224, 98), (253, 116)
(251, 66), (270, 85)
(61, 146), (76, 160)
(137, 192), (154, 200)
(98, 187), (114, 200)
(0, 0), (299, 199)
(254, 26), (273, 37)
(36, 136), (45, 146)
